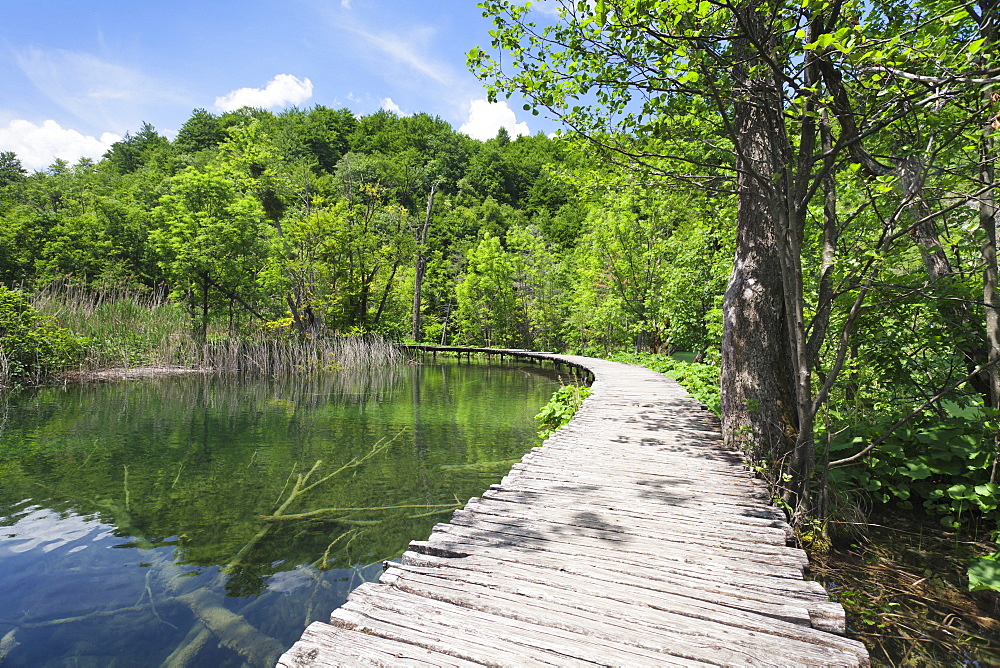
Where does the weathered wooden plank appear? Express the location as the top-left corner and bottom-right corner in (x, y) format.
(280, 349), (868, 667)
(420, 523), (808, 580)
(405, 539), (833, 613)
(486, 479), (788, 524)
(445, 511), (808, 565)
(338, 582), (865, 667)
(515, 454), (763, 488)
(477, 489), (792, 534)
(276, 622), (482, 667)
(507, 462), (769, 499)
(479, 477), (786, 525)
(388, 560), (815, 628)
(380, 565), (865, 663)
(332, 584), (701, 667)
(460, 498), (792, 546)
(398, 550), (847, 634)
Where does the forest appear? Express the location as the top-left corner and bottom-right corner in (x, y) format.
(1, 0), (999, 661)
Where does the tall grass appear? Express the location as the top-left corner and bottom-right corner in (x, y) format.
(195, 336), (403, 375)
(32, 282), (189, 370)
(28, 282), (403, 377)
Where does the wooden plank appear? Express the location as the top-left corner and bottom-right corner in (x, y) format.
(379, 565), (866, 664)
(477, 489), (792, 534)
(399, 550), (847, 634)
(487, 479), (788, 523)
(470, 491), (791, 535)
(332, 584), (699, 667)
(459, 498), (792, 547)
(338, 583), (864, 667)
(420, 523), (808, 580)
(280, 349), (869, 667)
(444, 511), (808, 565)
(276, 622), (482, 667)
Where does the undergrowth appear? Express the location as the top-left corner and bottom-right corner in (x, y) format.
(22, 282), (403, 382)
(810, 512), (1000, 666)
(535, 385), (592, 438)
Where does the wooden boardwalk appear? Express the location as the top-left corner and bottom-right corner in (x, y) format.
(278, 350), (870, 667)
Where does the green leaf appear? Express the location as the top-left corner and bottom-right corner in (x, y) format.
(969, 553), (1000, 591)
(899, 461), (932, 480)
(595, 0), (607, 25)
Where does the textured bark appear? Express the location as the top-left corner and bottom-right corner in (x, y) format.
(977, 0), (1000, 479)
(412, 183), (438, 342)
(721, 2), (798, 462)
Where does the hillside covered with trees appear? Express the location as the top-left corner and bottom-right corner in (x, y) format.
(0, 103), (726, 356)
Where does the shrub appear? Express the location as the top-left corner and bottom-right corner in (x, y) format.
(536, 384), (592, 438)
(0, 286), (83, 384)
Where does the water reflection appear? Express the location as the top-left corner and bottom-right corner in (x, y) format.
(0, 360), (560, 666)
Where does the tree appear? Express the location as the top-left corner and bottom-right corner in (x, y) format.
(454, 234), (522, 347)
(569, 188), (729, 355)
(103, 122), (171, 175)
(473, 0), (1000, 518)
(0, 151), (27, 187)
(174, 108), (226, 154)
(151, 167), (273, 341)
(296, 106), (357, 173)
(412, 181), (440, 341)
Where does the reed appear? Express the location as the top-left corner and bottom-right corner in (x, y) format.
(195, 335), (403, 375)
(31, 280), (189, 370)
(26, 281), (404, 379)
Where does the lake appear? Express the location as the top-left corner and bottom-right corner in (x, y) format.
(0, 359), (564, 666)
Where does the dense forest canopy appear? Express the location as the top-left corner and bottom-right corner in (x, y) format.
(0, 102), (726, 356)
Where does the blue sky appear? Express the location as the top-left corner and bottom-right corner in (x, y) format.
(1, 0), (561, 170)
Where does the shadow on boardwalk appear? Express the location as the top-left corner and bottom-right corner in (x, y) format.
(278, 348), (870, 667)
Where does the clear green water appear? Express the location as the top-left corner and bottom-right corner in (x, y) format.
(0, 360), (563, 666)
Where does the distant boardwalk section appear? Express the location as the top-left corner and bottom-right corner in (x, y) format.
(279, 349), (870, 666)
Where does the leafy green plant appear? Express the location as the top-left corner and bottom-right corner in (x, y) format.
(535, 384), (592, 438)
(823, 413), (999, 528)
(0, 286), (84, 384)
(968, 551), (1000, 592)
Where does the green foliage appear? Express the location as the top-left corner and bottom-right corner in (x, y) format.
(607, 351), (720, 416)
(0, 151), (27, 187)
(567, 190), (729, 355)
(535, 384), (592, 438)
(150, 165), (275, 338)
(102, 122), (171, 175)
(968, 551), (1000, 592)
(823, 412), (1000, 528)
(0, 286), (83, 383)
(32, 285), (191, 369)
(173, 108), (226, 154)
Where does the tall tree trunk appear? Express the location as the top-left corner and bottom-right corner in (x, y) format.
(977, 0), (1000, 479)
(200, 272), (210, 345)
(412, 183), (438, 342)
(722, 2), (798, 463)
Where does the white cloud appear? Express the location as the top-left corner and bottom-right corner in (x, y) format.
(380, 97), (403, 115)
(214, 74), (314, 112)
(340, 0), (352, 7)
(459, 99), (530, 141)
(341, 23), (451, 85)
(15, 47), (189, 133)
(0, 119), (120, 171)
